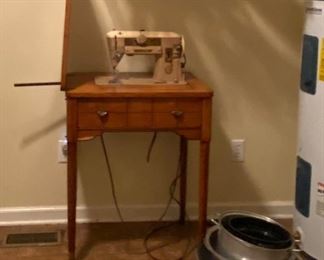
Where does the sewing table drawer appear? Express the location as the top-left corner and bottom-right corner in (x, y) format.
(152, 99), (202, 129)
(153, 99), (202, 113)
(77, 98), (202, 130)
(78, 112), (127, 129)
(77, 99), (126, 129)
(78, 99), (127, 113)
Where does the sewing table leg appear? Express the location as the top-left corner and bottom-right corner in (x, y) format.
(198, 141), (210, 240)
(179, 136), (188, 224)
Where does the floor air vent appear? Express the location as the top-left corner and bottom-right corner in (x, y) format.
(3, 231), (62, 247)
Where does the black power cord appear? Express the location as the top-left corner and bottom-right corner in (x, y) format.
(100, 134), (124, 222)
(143, 134), (197, 260)
(100, 133), (197, 259)
(146, 132), (157, 163)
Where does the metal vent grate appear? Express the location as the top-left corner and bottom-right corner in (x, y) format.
(3, 231), (61, 247)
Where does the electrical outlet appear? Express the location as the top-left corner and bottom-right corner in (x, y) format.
(58, 138), (68, 163)
(231, 139), (245, 162)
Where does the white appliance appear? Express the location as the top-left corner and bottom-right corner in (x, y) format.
(295, 1), (324, 259)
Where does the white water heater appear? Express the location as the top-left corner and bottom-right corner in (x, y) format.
(295, 1), (324, 259)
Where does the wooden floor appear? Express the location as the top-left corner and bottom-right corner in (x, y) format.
(0, 222), (199, 260)
(0, 220), (292, 260)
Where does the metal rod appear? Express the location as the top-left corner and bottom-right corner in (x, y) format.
(14, 82), (61, 87)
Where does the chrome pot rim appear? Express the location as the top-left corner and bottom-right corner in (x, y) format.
(204, 211), (295, 252)
(204, 225), (227, 260)
(203, 227), (299, 260)
(210, 211), (294, 251)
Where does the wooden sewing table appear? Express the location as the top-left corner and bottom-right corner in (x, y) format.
(65, 72), (213, 255)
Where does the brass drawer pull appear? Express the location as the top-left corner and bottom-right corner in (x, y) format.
(171, 110), (184, 118)
(97, 111), (109, 117)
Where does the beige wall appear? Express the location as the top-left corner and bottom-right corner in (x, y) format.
(0, 0), (305, 218)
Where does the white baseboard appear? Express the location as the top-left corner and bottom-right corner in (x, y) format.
(0, 201), (293, 226)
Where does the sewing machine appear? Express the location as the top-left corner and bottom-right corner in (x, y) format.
(95, 30), (186, 85)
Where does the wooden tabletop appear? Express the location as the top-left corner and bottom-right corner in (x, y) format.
(66, 72), (213, 98)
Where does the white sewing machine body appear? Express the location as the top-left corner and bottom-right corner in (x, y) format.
(97, 30), (186, 85)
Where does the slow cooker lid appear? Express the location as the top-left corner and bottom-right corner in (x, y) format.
(221, 215), (293, 249)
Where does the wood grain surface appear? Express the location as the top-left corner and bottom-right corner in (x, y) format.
(66, 73), (213, 98)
